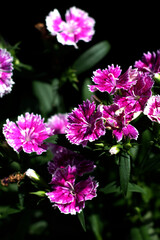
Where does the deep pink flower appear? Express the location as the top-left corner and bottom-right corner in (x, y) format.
(0, 48), (14, 97)
(46, 113), (68, 134)
(134, 50), (160, 74)
(144, 95), (160, 123)
(46, 165), (98, 215)
(66, 99), (105, 147)
(48, 144), (95, 176)
(114, 72), (154, 114)
(46, 7), (95, 48)
(3, 113), (52, 155)
(89, 65), (138, 94)
(102, 104), (139, 142)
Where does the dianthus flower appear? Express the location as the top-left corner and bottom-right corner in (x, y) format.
(102, 104), (139, 142)
(114, 72), (154, 114)
(48, 144), (95, 176)
(66, 99), (105, 147)
(45, 6), (95, 48)
(134, 50), (160, 74)
(88, 65), (138, 94)
(0, 48), (14, 97)
(46, 165), (98, 215)
(46, 113), (68, 134)
(144, 95), (160, 123)
(3, 112), (52, 155)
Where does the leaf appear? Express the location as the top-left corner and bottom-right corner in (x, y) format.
(81, 78), (93, 100)
(73, 40), (111, 75)
(77, 210), (86, 232)
(89, 214), (103, 240)
(0, 206), (22, 219)
(29, 191), (46, 197)
(32, 81), (54, 115)
(119, 152), (131, 196)
(100, 181), (145, 195)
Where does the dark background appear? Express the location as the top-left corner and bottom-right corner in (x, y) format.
(0, 1), (159, 69)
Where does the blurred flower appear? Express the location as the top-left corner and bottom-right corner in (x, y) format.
(46, 165), (98, 215)
(134, 50), (160, 74)
(144, 95), (160, 123)
(89, 65), (138, 95)
(46, 113), (68, 134)
(48, 144), (95, 176)
(102, 104), (139, 142)
(3, 112), (52, 155)
(0, 48), (14, 97)
(66, 99), (105, 147)
(45, 6), (95, 48)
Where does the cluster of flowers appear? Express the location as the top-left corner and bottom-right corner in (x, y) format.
(1, 6), (160, 215)
(46, 145), (98, 214)
(66, 50), (160, 148)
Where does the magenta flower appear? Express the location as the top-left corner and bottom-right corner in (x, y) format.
(48, 144), (95, 176)
(102, 104), (139, 142)
(3, 112), (52, 155)
(0, 48), (14, 97)
(46, 113), (68, 134)
(66, 99), (105, 147)
(134, 50), (160, 74)
(46, 165), (98, 215)
(114, 72), (154, 114)
(144, 95), (160, 123)
(89, 65), (138, 94)
(46, 6), (95, 48)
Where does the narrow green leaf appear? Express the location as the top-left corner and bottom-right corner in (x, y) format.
(32, 81), (54, 115)
(81, 78), (93, 100)
(29, 191), (46, 197)
(77, 210), (86, 232)
(119, 152), (131, 196)
(100, 181), (120, 194)
(73, 40), (111, 75)
(128, 183), (146, 194)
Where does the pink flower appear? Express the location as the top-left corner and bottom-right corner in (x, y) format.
(46, 165), (98, 215)
(89, 65), (138, 94)
(102, 104), (139, 142)
(3, 112), (52, 155)
(46, 113), (68, 134)
(114, 72), (154, 114)
(144, 95), (160, 123)
(45, 6), (95, 48)
(66, 99), (105, 147)
(0, 48), (14, 97)
(134, 50), (160, 74)
(47, 144), (95, 176)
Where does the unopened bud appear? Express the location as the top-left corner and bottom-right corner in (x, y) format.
(25, 168), (40, 181)
(109, 145), (121, 155)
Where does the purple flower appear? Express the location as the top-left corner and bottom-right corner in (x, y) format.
(46, 7), (95, 48)
(46, 165), (98, 215)
(66, 99), (105, 147)
(144, 95), (160, 123)
(46, 113), (68, 134)
(114, 72), (154, 114)
(3, 112), (52, 155)
(102, 104), (139, 142)
(88, 65), (138, 95)
(48, 144), (95, 176)
(134, 50), (160, 74)
(0, 48), (14, 97)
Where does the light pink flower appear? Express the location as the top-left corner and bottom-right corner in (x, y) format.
(46, 165), (98, 215)
(144, 95), (160, 123)
(3, 112), (52, 155)
(46, 6), (95, 48)
(0, 48), (14, 97)
(45, 113), (68, 134)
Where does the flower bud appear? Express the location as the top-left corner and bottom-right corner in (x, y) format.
(25, 168), (40, 181)
(109, 145), (121, 155)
